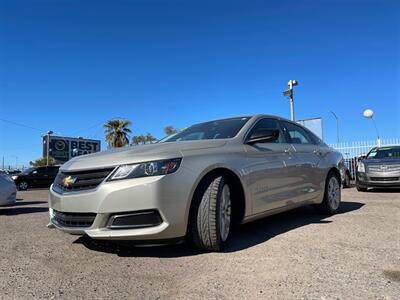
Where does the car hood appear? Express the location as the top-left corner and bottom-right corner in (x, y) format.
(363, 158), (400, 165)
(61, 140), (228, 171)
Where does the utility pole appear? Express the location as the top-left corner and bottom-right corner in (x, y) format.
(46, 130), (54, 166)
(283, 80), (298, 121)
(330, 111), (340, 145)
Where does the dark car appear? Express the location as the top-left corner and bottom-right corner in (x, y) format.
(356, 146), (400, 191)
(11, 166), (60, 190)
(340, 163), (352, 188)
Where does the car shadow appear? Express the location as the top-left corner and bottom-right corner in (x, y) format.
(0, 201), (48, 215)
(74, 201), (364, 258)
(366, 188), (400, 193)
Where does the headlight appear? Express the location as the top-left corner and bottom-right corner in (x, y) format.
(107, 158), (182, 181)
(11, 175), (18, 180)
(357, 162), (365, 172)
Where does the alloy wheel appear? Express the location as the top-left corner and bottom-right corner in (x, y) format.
(19, 181), (28, 190)
(219, 184), (231, 242)
(328, 177), (340, 210)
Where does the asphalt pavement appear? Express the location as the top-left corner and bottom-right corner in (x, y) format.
(0, 187), (399, 299)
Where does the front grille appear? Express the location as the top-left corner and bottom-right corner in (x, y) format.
(368, 164), (400, 173)
(53, 210), (96, 228)
(370, 177), (399, 182)
(54, 167), (114, 192)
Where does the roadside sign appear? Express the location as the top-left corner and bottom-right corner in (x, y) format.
(43, 136), (101, 164)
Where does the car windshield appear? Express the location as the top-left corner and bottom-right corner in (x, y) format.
(366, 146), (400, 159)
(160, 117), (250, 143)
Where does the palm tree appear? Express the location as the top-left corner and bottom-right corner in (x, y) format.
(104, 119), (132, 148)
(164, 125), (178, 136)
(145, 133), (157, 144)
(131, 135), (142, 145)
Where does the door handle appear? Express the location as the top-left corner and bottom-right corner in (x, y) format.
(284, 148), (291, 153)
(313, 149), (322, 156)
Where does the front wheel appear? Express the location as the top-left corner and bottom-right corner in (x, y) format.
(356, 184), (368, 192)
(189, 175), (231, 251)
(316, 171), (341, 214)
(18, 181), (28, 191)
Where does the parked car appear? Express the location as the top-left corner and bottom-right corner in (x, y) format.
(7, 170), (21, 175)
(48, 115), (343, 251)
(339, 163), (351, 188)
(356, 145), (400, 191)
(0, 173), (17, 206)
(12, 166), (60, 190)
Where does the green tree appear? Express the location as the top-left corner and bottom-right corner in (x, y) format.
(145, 133), (157, 144)
(131, 135), (142, 145)
(104, 119), (132, 148)
(132, 133), (157, 145)
(30, 157), (56, 167)
(131, 135), (145, 145)
(164, 125), (178, 136)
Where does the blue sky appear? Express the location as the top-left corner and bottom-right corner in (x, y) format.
(1, 0), (399, 168)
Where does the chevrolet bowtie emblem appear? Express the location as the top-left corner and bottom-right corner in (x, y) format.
(62, 176), (76, 187)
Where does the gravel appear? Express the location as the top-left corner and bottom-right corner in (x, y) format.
(0, 187), (399, 299)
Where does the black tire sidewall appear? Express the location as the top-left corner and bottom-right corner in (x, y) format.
(323, 172), (341, 214)
(189, 174), (231, 251)
(356, 184), (367, 192)
(345, 173), (350, 188)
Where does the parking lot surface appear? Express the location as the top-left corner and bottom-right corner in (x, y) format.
(0, 188), (399, 299)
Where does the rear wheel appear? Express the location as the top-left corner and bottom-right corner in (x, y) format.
(189, 175), (231, 251)
(316, 171), (341, 214)
(18, 181), (28, 191)
(343, 172), (351, 188)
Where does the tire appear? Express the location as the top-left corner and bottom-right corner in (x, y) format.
(343, 172), (351, 188)
(356, 184), (368, 192)
(316, 171), (341, 215)
(18, 181), (28, 191)
(189, 175), (232, 251)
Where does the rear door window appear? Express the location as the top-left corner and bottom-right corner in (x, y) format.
(280, 121), (314, 145)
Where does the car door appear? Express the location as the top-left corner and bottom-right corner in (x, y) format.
(243, 117), (297, 214)
(30, 167), (48, 187)
(280, 121), (324, 202)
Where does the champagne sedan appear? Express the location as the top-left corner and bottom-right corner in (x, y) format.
(48, 115), (343, 251)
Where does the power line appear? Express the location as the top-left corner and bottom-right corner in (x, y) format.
(68, 120), (107, 136)
(0, 118), (45, 132)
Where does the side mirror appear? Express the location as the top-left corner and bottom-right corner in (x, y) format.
(246, 129), (280, 144)
(32, 170), (38, 175)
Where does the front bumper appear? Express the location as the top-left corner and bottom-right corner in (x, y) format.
(48, 169), (195, 240)
(356, 172), (400, 187)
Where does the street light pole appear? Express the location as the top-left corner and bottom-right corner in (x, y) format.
(363, 109), (381, 147)
(371, 117), (381, 147)
(283, 80), (298, 121)
(330, 111), (340, 145)
(46, 130), (53, 166)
